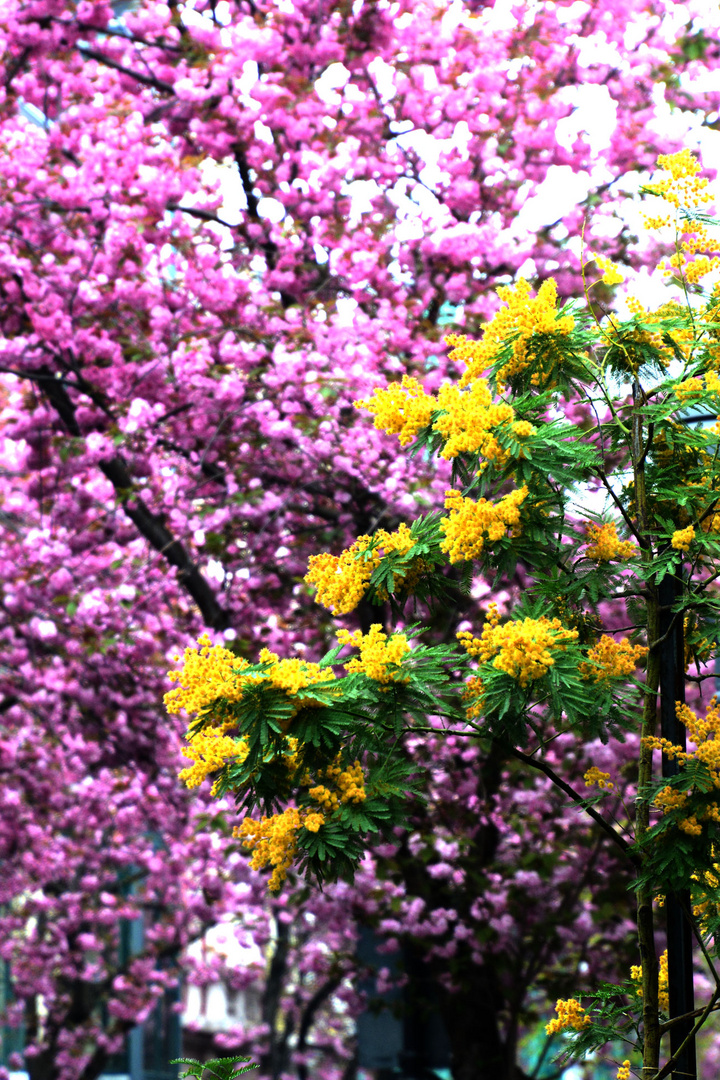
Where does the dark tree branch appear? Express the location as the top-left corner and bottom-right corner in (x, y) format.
(76, 45), (175, 93)
(29, 368), (230, 629)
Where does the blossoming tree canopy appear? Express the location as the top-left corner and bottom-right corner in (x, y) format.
(168, 150), (720, 1076)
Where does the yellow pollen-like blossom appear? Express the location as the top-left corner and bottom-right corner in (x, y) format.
(179, 723), (250, 790)
(511, 420), (536, 439)
(308, 756), (366, 811)
(234, 809), (302, 892)
(303, 811), (325, 832)
(165, 633), (255, 718)
(671, 525), (695, 551)
(355, 372), (533, 471)
(233, 805), (332, 891)
(616, 1060), (631, 1080)
(337, 624), (411, 683)
(675, 377), (704, 401)
(458, 603), (578, 688)
(305, 523), (418, 614)
(642, 150), (719, 284)
(590, 252), (625, 286)
(584, 766), (614, 790)
(446, 278), (575, 389)
(579, 636), (648, 682)
(643, 698), (720, 835)
(354, 374), (436, 446)
(653, 786), (689, 812)
(440, 485), (529, 563)
(545, 998), (591, 1035)
(584, 521), (637, 561)
(631, 951), (669, 1013)
(432, 380), (515, 463)
(166, 634), (335, 721)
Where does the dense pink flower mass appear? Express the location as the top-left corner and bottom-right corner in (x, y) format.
(1, 0), (719, 1078)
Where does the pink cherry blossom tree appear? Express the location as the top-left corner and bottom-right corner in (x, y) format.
(2, 1), (720, 1079)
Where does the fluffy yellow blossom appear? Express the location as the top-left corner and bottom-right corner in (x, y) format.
(511, 420), (536, 439)
(166, 634), (334, 720)
(652, 785), (689, 812)
(643, 698), (720, 835)
(337, 624), (411, 683)
(303, 811), (325, 832)
(458, 603), (578, 688)
(462, 674), (485, 721)
(305, 523), (418, 614)
(234, 809), (302, 891)
(355, 373), (531, 471)
(440, 485), (528, 563)
(257, 648), (336, 699)
(671, 525), (695, 551)
(590, 252), (625, 286)
(165, 633), (256, 718)
(584, 766), (614, 790)
(579, 636), (648, 682)
(616, 1060), (631, 1080)
(644, 149), (712, 213)
(584, 521), (637, 562)
(630, 951), (669, 1013)
(309, 757), (366, 812)
(446, 277), (575, 389)
(355, 374), (436, 445)
(179, 724), (250, 790)
(642, 150), (719, 283)
(432, 379), (515, 463)
(675, 376), (704, 401)
(233, 805), (332, 891)
(545, 998), (591, 1035)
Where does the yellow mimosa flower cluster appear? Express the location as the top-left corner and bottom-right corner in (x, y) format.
(458, 602), (578, 688)
(631, 951), (669, 1013)
(653, 786), (689, 812)
(616, 1060), (631, 1080)
(165, 633), (255, 717)
(671, 525), (695, 551)
(643, 698), (720, 836)
(545, 998), (591, 1035)
(644, 149), (712, 213)
(234, 809), (305, 892)
(308, 756), (366, 812)
(675, 376), (704, 401)
(579, 636), (648, 682)
(439, 485), (528, 563)
(583, 766), (614, 790)
(432, 380), (515, 463)
(355, 374), (435, 446)
(511, 419), (536, 439)
(166, 634), (334, 720)
(179, 723), (250, 791)
(590, 252), (625, 286)
(337, 624), (411, 683)
(461, 674), (485, 720)
(584, 521), (637, 562)
(355, 371), (532, 471)
(641, 149), (719, 284)
(446, 277), (575, 389)
(305, 522), (417, 615)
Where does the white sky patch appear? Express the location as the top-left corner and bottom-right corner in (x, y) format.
(335, 297), (359, 326)
(315, 62), (351, 106)
(256, 197), (285, 223)
(513, 167), (594, 233)
(555, 84), (618, 154)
